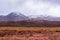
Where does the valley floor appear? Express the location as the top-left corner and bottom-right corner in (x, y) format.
(0, 27), (60, 40)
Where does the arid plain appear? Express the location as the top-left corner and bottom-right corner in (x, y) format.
(0, 27), (60, 40)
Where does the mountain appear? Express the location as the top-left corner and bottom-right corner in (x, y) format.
(0, 12), (60, 21)
(37, 15), (60, 21)
(0, 12), (28, 21)
(6, 12), (28, 19)
(28, 15), (60, 21)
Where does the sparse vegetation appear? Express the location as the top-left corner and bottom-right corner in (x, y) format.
(0, 20), (60, 27)
(0, 28), (60, 40)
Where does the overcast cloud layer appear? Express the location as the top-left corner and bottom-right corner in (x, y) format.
(0, 0), (60, 17)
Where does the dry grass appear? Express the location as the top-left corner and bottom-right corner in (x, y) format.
(0, 27), (60, 31)
(0, 27), (60, 40)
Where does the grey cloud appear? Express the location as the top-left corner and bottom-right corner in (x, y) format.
(0, 0), (25, 15)
(0, 0), (60, 17)
(43, 0), (60, 4)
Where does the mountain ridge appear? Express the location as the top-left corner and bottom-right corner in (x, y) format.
(0, 12), (60, 21)
(0, 12), (28, 21)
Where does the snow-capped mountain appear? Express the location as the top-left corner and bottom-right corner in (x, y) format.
(37, 15), (60, 21)
(0, 12), (60, 21)
(6, 12), (28, 19)
(0, 12), (28, 20)
(29, 15), (60, 21)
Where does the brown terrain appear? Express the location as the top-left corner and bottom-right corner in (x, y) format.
(0, 27), (60, 40)
(0, 19), (60, 40)
(0, 20), (60, 27)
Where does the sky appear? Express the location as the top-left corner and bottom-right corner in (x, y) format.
(0, 0), (60, 17)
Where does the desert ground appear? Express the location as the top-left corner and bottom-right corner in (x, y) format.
(0, 27), (60, 40)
